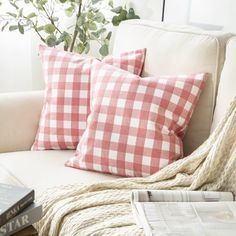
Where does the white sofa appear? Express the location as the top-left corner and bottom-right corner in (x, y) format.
(0, 20), (235, 196)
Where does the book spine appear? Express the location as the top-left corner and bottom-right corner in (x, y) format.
(0, 204), (42, 236)
(0, 190), (34, 227)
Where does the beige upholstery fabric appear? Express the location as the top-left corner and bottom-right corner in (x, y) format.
(0, 21), (234, 197)
(113, 20), (232, 155)
(0, 91), (44, 153)
(35, 97), (236, 236)
(211, 37), (236, 131)
(0, 150), (118, 196)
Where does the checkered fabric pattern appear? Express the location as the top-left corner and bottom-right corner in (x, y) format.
(102, 48), (146, 76)
(32, 46), (146, 150)
(66, 60), (208, 177)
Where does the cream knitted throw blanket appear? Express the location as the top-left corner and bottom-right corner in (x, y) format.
(35, 97), (236, 236)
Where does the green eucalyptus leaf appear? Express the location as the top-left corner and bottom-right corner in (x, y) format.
(76, 43), (85, 54)
(97, 28), (107, 34)
(52, 16), (59, 22)
(91, 28), (107, 39)
(108, 0), (113, 8)
(88, 22), (97, 31)
(59, 0), (67, 3)
(91, 0), (102, 4)
(106, 31), (112, 40)
(84, 42), (90, 54)
(77, 13), (86, 26)
(87, 11), (94, 19)
(84, 22), (89, 30)
(37, 26), (44, 31)
(37, 0), (47, 6)
(128, 8), (135, 17)
(79, 29), (86, 43)
(18, 8), (23, 17)
(1, 22), (9, 31)
(112, 15), (120, 26)
(18, 23), (24, 34)
(7, 12), (17, 18)
(57, 32), (72, 50)
(90, 28), (106, 39)
(9, 2), (19, 10)
(90, 32), (98, 39)
(44, 24), (56, 34)
(46, 35), (57, 47)
(94, 12), (104, 23)
(118, 9), (127, 21)
(36, 0), (47, 11)
(65, 6), (74, 17)
(57, 31), (71, 45)
(127, 8), (140, 20)
(24, 0), (30, 3)
(104, 38), (110, 45)
(27, 12), (37, 18)
(9, 25), (18, 31)
(99, 44), (109, 56)
(64, 36), (72, 47)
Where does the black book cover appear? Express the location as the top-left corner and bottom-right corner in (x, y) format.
(0, 184), (34, 227)
(0, 203), (42, 236)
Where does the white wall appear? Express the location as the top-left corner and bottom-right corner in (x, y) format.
(189, 0), (236, 32)
(128, 0), (191, 24)
(0, 31), (33, 93)
(1, 0), (236, 93)
(127, 0), (163, 21)
(30, 34), (44, 91)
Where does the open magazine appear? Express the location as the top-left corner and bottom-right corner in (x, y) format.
(131, 190), (236, 236)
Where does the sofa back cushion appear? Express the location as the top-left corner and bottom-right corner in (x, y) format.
(211, 37), (236, 131)
(113, 20), (232, 155)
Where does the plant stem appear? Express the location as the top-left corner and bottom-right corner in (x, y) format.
(70, 0), (82, 52)
(23, 16), (46, 43)
(41, 5), (62, 34)
(34, 29), (46, 43)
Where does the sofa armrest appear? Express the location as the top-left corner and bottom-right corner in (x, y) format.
(0, 91), (44, 153)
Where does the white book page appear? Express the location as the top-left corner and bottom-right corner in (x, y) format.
(132, 190), (234, 203)
(137, 201), (236, 236)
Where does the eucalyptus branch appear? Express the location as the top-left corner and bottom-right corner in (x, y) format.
(0, 0), (140, 56)
(41, 4), (62, 34)
(23, 16), (46, 43)
(70, 0), (82, 52)
(34, 27), (46, 43)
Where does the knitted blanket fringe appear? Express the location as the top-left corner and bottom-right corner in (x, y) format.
(35, 97), (236, 236)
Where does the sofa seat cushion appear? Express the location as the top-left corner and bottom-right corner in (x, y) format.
(0, 150), (118, 196)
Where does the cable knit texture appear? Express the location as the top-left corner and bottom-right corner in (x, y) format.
(35, 97), (236, 236)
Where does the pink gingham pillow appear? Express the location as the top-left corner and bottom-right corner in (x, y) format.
(32, 46), (146, 150)
(66, 60), (208, 177)
(102, 48), (145, 75)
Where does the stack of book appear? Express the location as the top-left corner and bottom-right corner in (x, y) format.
(0, 183), (42, 236)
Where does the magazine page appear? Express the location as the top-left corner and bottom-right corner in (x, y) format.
(131, 190), (234, 231)
(136, 201), (236, 236)
(132, 190), (234, 203)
